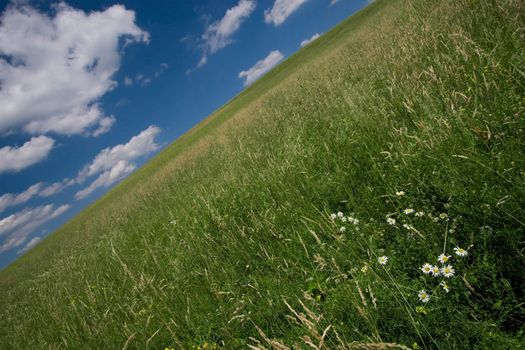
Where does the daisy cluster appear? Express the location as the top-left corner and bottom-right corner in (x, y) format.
(330, 211), (360, 233)
(418, 248), (468, 302)
(389, 191), (471, 303)
(330, 191), (471, 306)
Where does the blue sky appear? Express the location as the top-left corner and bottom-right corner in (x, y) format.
(0, 0), (368, 268)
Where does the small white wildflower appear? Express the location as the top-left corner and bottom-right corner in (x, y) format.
(431, 265), (441, 277)
(396, 191), (406, 196)
(421, 263), (432, 275)
(339, 226), (346, 233)
(337, 211), (344, 218)
(361, 264), (369, 273)
(351, 218), (360, 225)
(387, 217), (396, 225)
(440, 281), (450, 293)
(330, 213), (337, 220)
(418, 290), (430, 303)
(454, 246), (468, 257)
(438, 254), (451, 264)
(415, 211), (425, 217)
(439, 213), (449, 220)
(341, 216), (347, 223)
(404, 208), (415, 215)
(433, 217), (440, 223)
(441, 265), (455, 278)
(378, 256), (388, 265)
(403, 223), (411, 230)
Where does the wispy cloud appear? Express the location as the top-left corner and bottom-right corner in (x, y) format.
(123, 63), (169, 87)
(264, 0), (308, 26)
(17, 236), (41, 255)
(0, 183), (42, 213)
(0, 3), (148, 137)
(0, 204), (70, 253)
(300, 33), (321, 47)
(239, 50), (284, 86)
(0, 136), (54, 174)
(75, 126), (161, 200)
(197, 0), (256, 68)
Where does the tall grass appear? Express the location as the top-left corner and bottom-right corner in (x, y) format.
(0, 0), (524, 348)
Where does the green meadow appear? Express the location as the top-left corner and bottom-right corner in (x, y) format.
(1, 0), (524, 348)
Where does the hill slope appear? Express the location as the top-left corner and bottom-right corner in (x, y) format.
(1, 0), (524, 348)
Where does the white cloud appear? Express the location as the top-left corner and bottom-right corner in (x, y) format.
(330, 0), (341, 5)
(0, 183), (42, 213)
(0, 136), (54, 173)
(75, 126), (161, 200)
(198, 0), (256, 67)
(239, 50), (284, 86)
(300, 33), (321, 47)
(0, 177), (77, 213)
(0, 3), (148, 137)
(126, 63), (169, 86)
(39, 179), (76, 197)
(264, 0), (308, 26)
(17, 236), (41, 254)
(75, 160), (136, 200)
(0, 126), (160, 208)
(0, 204), (70, 253)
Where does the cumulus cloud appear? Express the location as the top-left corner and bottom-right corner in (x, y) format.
(300, 33), (321, 47)
(17, 236), (41, 255)
(0, 3), (148, 137)
(0, 204), (70, 253)
(75, 160), (136, 200)
(75, 126), (161, 200)
(0, 126), (161, 208)
(264, 0), (308, 26)
(198, 0), (256, 67)
(0, 136), (54, 173)
(239, 50), (284, 86)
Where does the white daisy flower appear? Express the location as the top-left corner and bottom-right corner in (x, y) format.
(439, 213), (449, 220)
(454, 246), (468, 257)
(337, 211), (344, 218)
(403, 224), (415, 231)
(431, 265), (441, 277)
(441, 265), (455, 278)
(396, 191), (406, 196)
(330, 213), (337, 220)
(386, 218), (396, 225)
(440, 281), (450, 293)
(415, 211), (425, 217)
(341, 216), (347, 222)
(404, 208), (415, 215)
(351, 218), (360, 225)
(438, 254), (451, 264)
(421, 263), (432, 275)
(339, 226), (346, 233)
(418, 290), (430, 303)
(378, 256), (388, 265)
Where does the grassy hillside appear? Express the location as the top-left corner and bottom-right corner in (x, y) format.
(1, 0), (524, 348)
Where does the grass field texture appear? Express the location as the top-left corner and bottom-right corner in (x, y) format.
(0, 0), (524, 348)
